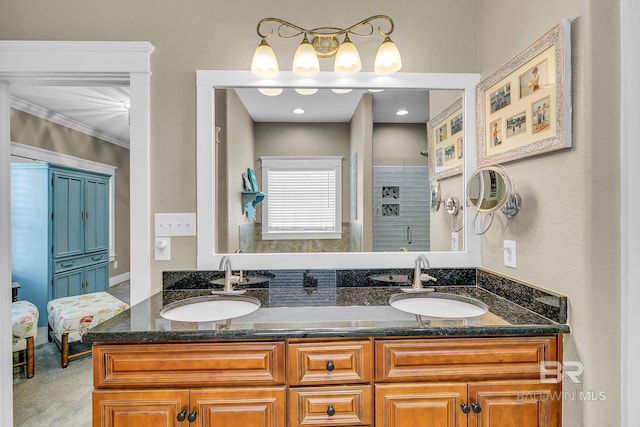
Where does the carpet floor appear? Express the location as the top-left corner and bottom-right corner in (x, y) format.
(12, 282), (130, 427)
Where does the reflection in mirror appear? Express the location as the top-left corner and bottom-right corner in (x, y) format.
(466, 165), (521, 234)
(430, 180), (441, 213)
(212, 81), (468, 255)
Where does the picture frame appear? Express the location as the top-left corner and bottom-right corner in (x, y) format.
(476, 19), (571, 167)
(427, 96), (464, 180)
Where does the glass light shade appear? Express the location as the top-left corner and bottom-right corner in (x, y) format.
(258, 88), (283, 96)
(334, 36), (361, 74)
(251, 39), (279, 77)
(294, 88), (318, 95)
(292, 37), (320, 75)
(331, 88), (353, 94)
(374, 37), (402, 74)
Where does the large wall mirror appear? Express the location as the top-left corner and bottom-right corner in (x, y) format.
(196, 71), (481, 270)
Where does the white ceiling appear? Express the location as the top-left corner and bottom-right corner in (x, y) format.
(8, 85), (431, 150)
(10, 86), (131, 147)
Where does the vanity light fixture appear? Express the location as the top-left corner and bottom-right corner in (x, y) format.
(396, 108), (409, 116)
(258, 88), (283, 96)
(368, 89), (384, 93)
(251, 15), (401, 77)
(294, 88), (319, 95)
(292, 108), (305, 115)
(331, 88), (353, 94)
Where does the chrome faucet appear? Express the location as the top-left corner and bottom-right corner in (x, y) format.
(403, 254), (437, 293)
(213, 255), (244, 294)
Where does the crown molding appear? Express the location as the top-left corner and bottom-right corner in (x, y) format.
(10, 96), (129, 148)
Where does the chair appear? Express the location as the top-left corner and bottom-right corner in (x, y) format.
(47, 292), (129, 368)
(12, 300), (39, 378)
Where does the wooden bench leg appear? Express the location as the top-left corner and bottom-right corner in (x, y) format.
(25, 336), (35, 378)
(61, 333), (69, 368)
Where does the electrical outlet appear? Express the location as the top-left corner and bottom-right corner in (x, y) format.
(451, 232), (459, 251)
(154, 213), (196, 237)
(503, 240), (517, 268)
(155, 237), (171, 261)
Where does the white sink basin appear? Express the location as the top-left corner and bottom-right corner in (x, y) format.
(389, 293), (488, 318)
(160, 296), (261, 322)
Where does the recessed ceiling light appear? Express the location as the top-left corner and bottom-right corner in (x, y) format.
(294, 88), (318, 95)
(368, 89), (384, 93)
(293, 108), (305, 115)
(258, 88), (283, 96)
(396, 109), (409, 116)
(331, 88), (353, 94)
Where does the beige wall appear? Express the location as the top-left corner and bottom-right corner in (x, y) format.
(478, 1), (621, 426)
(350, 94), (374, 251)
(9, 109), (130, 279)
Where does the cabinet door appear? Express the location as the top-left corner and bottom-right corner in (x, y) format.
(375, 383), (467, 427)
(85, 176), (110, 253)
(189, 387), (286, 427)
(52, 172), (84, 258)
(84, 262), (109, 293)
(52, 268), (84, 300)
(468, 381), (559, 427)
(92, 389), (188, 427)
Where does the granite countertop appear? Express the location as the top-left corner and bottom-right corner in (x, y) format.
(84, 284), (570, 344)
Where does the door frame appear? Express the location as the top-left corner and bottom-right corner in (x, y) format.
(0, 40), (153, 426)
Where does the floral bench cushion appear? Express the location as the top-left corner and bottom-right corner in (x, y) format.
(12, 300), (39, 352)
(47, 292), (129, 344)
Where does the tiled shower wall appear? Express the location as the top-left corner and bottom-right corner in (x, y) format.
(372, 165), (430, 252)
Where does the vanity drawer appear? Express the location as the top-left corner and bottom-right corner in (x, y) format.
(289, 385), (372, 426)
(93, 342), (286, 388)
(376, 336), (558, 382)
(288, 339), (373, 385)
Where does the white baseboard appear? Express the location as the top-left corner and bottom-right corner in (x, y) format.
(110, 272), (130, 287)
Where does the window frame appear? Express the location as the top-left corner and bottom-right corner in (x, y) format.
(260, 156), (342, 240)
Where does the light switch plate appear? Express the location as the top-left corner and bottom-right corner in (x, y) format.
(451, 232), (459, 251)
(503, 240), (517, 268)
(154, 213), (196, 237)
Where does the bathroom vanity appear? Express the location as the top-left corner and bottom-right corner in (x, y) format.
(85, 271), (568, 427)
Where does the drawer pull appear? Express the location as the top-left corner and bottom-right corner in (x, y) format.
(177, 409), (187, 422)
(188, 410), (197, 422)
(91, 255), (103, 261)
(60, 261), (74, 268)
(471, 402), (482, 413)
(326, 405), (336, 416)
(461, 403), (470, 414)
(326, 361), (335, 372)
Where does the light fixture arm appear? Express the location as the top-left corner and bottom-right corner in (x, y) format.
(256, 15), (396, 57)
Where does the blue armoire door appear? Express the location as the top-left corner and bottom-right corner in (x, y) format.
(84, 177), (110, 253)
(52, 171), (84, 258)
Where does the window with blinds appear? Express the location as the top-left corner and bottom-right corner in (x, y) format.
(261, 156), (342, 240)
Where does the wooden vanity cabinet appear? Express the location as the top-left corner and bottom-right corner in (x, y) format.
(92, 335), (562, 427)
(374, 336), (562, 427)
(92, 342), (287, 427)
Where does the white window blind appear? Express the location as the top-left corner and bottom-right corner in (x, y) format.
(261, 156), (342, 240)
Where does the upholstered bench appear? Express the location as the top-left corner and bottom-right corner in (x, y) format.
(12, 300), (39, 378)
(47, 292), (129, 368)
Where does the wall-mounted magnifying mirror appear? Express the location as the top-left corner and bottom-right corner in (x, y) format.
(466, 165), (521, 234)
(430, 180), (442, 213)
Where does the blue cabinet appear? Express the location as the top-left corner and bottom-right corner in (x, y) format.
(11, 164), (111, 325)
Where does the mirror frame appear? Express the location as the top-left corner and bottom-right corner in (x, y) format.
(196, 70), (481, 270)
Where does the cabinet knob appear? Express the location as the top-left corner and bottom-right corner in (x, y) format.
(326, 361), (335, 372)
(177, 409), (187, 422)
(461, 403), (470, 414)
(471, 402), (482, 413)
(326, 405), (336, 416)
(187, 410), (197, 422)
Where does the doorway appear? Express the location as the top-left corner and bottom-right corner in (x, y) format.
(0, 40), (153, 426)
